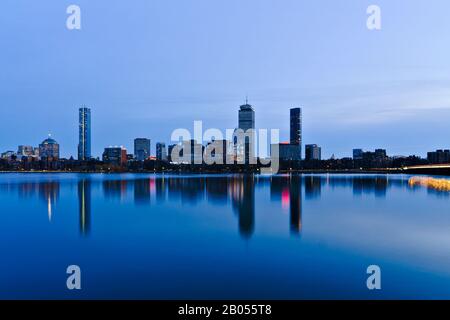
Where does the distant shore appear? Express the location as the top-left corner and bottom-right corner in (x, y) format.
(0, 169), (431, 175)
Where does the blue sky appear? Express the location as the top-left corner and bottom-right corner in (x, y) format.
(1, 0), (450, 158)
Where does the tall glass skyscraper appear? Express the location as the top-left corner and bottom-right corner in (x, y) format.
(290, 107), (302, 159)
(134, 138), (151, 161)
(78, 107), (91, 161)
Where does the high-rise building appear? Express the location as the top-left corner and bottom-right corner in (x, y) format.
(238, 100), (255, 164)
(134, 138), (150, 161)
(290, 107), (302, 148)
(102, 146), (127, 166)
(238, 100), (255, 131)
(78, 179), (91, 236)
(156, 142), (167, 161)
(353, 149), (363, 160)
(39, 135), (60, 160)
(78, 107), (91, 161)
(305, 144), (321, 161)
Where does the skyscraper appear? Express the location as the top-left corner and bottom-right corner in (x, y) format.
(238, 100), (255, 164)
(156, 142), (167, 161)
(134, 138), (151, 161)
(238, 100), (255, 131)
(305, 144), (321, 161)
(290, 107), (302, 159)
(78, 107), (91, 161)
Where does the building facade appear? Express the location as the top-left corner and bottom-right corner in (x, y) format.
(78, 107), (91, 161)
(39, 136), (60, 160)
(272, 143), (302, 161)
(305, 144), (321, 161)
(289, 108), (302, 159)
(102, 147), (127, 166)
(427, 149), (450, 164)
(17, 145), (35, 157)
(238, 101), (255, 164)
(353, 149), (363, 160)
(134, 138), (151, 161)
(156, 142), (167, 161)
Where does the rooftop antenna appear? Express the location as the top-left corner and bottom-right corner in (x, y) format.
(245, 94), (248, 105)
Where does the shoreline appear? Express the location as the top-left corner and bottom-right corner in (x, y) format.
(0, 169), (429, 175)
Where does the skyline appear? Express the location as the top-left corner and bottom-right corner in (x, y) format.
(1, 103), (445, 164)
(2, 0), (450, 158)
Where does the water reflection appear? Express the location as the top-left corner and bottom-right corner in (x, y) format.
(103, 180), (128, 201)
(270, 175), (302, 235)
(78, 179), (91, 235)
(5, 174), (449, 239)
(230, 176), (255, 238)
(16, 181), (60, 221)
(134, 179), (151, 205)
(305, 176), (322, 199)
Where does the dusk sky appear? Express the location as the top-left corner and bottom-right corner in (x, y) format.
(2, 0), (450, 158)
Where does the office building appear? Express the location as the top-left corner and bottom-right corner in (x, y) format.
(305, 144), (321, 161)
(238, 100), (255, 131)
(1, 151), (16, 159)
(290, 107), (302, 159)
(238, 100), (255, 164)
(353, 149), (363, 160)
(39, 135), (60, 160)
(17, 145), (34, 157)
(271, 143), (302, 161)
(168, 144), (177, 163)
(134, 138), (151, 161)
(102, 146), (127, 166)
(156, 143), (167, 161)
(427, 149), (450, 164)
(78, 107), (91, 161)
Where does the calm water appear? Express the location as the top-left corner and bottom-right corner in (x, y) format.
(1, 173), (450, 299)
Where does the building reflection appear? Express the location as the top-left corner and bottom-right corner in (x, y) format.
(134, 179), (151, 205)
(206, 177), (229, 204)
(167, 177), (205, 204)
(155, 177), (167, 203)
(38, 181), (60, 221)
(103, 179), (128, 201)
(352, 176), (388, 198)
(230, 175), (255, 239)
(289, 175), (302, 234)
(270, 175), (303, 235)
(305, 175), (322, 199)
(78, 179), (91, 235)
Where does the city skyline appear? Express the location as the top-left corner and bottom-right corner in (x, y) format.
(0, 101), (448, 162)
(2, 1), (450, 158)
